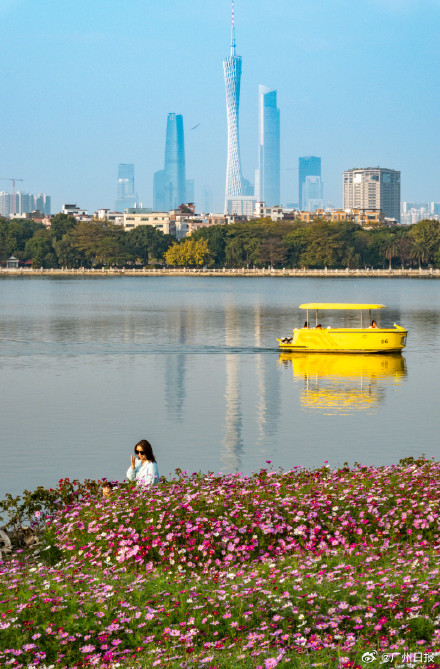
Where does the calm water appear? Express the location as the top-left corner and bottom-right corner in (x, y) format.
(1, 276), (439, 498)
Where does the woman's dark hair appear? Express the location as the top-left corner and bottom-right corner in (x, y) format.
(134, 439), (156, 463)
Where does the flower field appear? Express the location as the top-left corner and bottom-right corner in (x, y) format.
(1, 459), (440, 668)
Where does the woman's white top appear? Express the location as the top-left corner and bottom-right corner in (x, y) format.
(126, 459), (159, 486)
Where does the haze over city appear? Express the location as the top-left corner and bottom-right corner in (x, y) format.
(1, 0), (439, 213)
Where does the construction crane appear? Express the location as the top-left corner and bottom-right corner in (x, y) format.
(0, 177), (23, 215)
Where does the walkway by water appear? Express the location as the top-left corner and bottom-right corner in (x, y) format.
(1, 267), (440, 278)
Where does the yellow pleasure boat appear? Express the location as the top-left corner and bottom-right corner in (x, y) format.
(277, 303), (407, 353)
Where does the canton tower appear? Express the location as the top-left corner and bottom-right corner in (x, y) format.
(223, 0), (243, 212)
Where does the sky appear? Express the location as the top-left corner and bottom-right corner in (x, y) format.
(1, 0), (439, 213)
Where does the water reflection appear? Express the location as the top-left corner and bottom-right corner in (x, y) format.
(222, 304), (244, 470)
(280, 353), (407, 415)
(255, 304), (280, 446)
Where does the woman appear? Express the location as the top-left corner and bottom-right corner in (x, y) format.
(126, 439), (160, 486)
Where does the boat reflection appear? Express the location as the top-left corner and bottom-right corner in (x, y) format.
(279, 353), (407, 415)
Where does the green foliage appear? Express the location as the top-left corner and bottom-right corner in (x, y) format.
(0, 478), (103, 541)
(49, 213), (76, 241)
(3, 214), (440, 270)
(125, 224), (174, 265)
(0, 217), (44, 262)
(24, 229), (57, 268)
(191, 224), (228, 266)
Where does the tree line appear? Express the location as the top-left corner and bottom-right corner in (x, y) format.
(1, 214), (440, 269)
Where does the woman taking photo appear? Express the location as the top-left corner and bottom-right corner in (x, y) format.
(126, 439), (159, 486)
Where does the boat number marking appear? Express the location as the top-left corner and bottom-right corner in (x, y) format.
(381, 339), (388, 344)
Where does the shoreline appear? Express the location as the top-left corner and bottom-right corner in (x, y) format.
(1, 266), (440, 278)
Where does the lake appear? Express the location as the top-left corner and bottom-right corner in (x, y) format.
(0, 276), (439, 498)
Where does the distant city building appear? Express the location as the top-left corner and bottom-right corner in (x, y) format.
(0, 191), (51, 217)
(401, 202), (440, 225)
(226, 196), (255, 216)
(299, 157), (322, 211)
(164, 113), (186, 210)
(255, 86), (280, 207)
(302, 176), (324, 212)
(254, 202), (283, 221)
(95, 209), (124, 224)
(343, 167), (401, 223)
(299, 208), (386, 226)
(203, 186), (212, 213)
(115, 163), (137, 212)
(153, 170), (166, 211)
(224, 3), (244, 211)
(123, 208), (174, 235)
(61, 204), (89, 219)
(153, 114), (188, 211)
(186, 179), (195, 205)
(35, 194), (51, 215)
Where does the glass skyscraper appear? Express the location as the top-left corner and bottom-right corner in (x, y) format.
(223, 1), (243, 211)
(115, 163), (137, 212)
(255, 86), (280, 207)
(299, 156), (322, 211)
(163, 113), (186, 211)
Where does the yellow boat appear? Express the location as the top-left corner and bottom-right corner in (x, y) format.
(277, 303), (407, 353)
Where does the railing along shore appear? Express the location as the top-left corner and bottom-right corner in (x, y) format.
(1, 266), (440, 277)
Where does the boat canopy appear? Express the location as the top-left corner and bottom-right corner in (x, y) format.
(299, 303), (386, 310)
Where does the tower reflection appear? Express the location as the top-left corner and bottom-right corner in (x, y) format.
(280, 353), (407, 415)
(254, 304), (280, 446)
(222, 304), (244, 470)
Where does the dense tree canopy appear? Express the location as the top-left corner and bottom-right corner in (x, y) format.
(1, 215), (440, 270)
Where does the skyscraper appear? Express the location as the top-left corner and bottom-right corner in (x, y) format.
(343, 167), (401, 222)
(163, 113), (186, 210)
(302, 176), (324, 212)
(115, 163), (137, 211)
(153, 170), (165, 211)
(224, 0), (243, 212)
(255, 85), (280, 207)
(299, 156), (322, 211)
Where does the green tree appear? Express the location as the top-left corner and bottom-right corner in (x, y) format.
(125, 225), (174, 265)
(191, 225), (228, 266)
(52, 234), (86, 268)
(409, 219), (440, 266)
(67, 220), (128, 267)
(24, 229), (58, 268)
(6, 219), (44, 259)
(256, 236), (287, 267)
(49, 213), (76, 241)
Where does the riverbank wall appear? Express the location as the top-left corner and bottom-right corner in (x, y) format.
(1, 266), (440, 278)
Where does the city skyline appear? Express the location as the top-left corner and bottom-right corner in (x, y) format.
(1, 0), (439, 212)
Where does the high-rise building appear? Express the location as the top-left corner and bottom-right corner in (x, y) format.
(163, 113), (186, 210)
(302, 176), (323, 212)
(343, 167), (401, 222)
(35, 194), (51, 215)
(115, 163), (137, 212)
(0, 192), (12, 217)
(255, 86), (280, 207)
(0, 191), (51, 217)
(299, 156), (322, 211)
(186, 179), (195, 205)
(17, 192), (34, 215)
(153, 170), (165, 211)
(224, 0), (243, 212)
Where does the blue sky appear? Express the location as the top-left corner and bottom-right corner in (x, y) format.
(1, 0), (439, 213)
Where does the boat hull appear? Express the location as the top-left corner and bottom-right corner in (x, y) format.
(277, 325), (407, 353)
